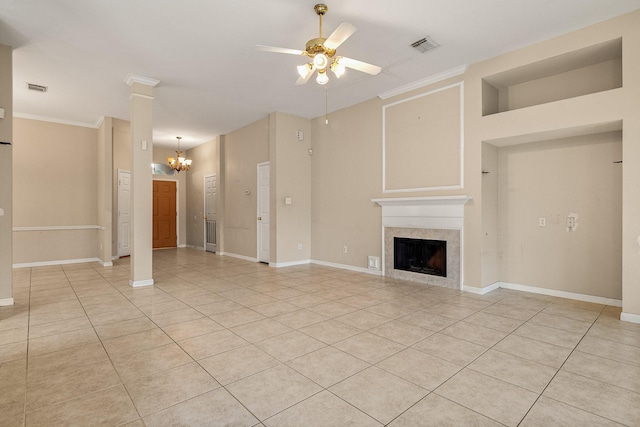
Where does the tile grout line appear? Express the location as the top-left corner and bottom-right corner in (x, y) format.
(513, 304), (625, 426)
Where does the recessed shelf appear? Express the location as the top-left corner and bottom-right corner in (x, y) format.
(483, 120), (622, 148)
(482, 38), (622, 116)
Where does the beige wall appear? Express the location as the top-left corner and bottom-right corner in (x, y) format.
(499, 59), (622, 113)
(481, 142), (499, 286)
(186, 138), (219, 249)
(496, 132), (622, 298)
(222, 118), (269, 258)
(310, 76), (466, 270)
(310, 98), (384, 268)
(0, 44), (12, 301)
(13, 118), (98, 264)
(384, 83), (462, 191)
(269, 112), (311, 264)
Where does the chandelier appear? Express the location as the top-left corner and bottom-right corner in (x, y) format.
(167, 136), (192, 172)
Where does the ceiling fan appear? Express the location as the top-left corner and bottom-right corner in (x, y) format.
(257, 3), (381, 85)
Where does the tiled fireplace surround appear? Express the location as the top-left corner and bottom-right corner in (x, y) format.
(373, 196), (472, 290)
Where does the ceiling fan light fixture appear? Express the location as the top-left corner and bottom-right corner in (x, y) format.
(256, 3), (380, 86)
(316, 69), (329, 85)
(313, 53), (328, 70)
(330, 59), (345, 78)
(297, 63), (312, 78)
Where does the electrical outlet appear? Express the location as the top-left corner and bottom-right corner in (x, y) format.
(368, 256), (380, 270)
(539, 218), (546, 227)
(298, 243), (303, 250)
(343, 246), (348, 254)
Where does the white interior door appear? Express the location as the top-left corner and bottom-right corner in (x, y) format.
(205, 174), (217, 252)
(117, 169), (131, 257)
(257, 162), (270, 263)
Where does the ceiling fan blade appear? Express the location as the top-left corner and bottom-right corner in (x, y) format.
(255, 45), (304, 56)
(295, 64), (315, 85)
(339, 57), (382, 75)
(324, 22), (356, 50)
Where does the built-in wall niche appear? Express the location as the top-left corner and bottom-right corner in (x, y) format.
(482, 38), (622, 116)
(487, 130), (622, 300)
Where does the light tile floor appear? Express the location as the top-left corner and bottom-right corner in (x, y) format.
(1, 248), (639, 426)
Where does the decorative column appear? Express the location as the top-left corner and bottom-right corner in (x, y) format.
(125, 74), (159, 287)
(0, 44), (13, 306)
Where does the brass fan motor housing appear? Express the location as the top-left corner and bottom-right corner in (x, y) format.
(305, 37), (336, 58)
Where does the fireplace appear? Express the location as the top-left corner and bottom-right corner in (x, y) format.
(373, 196), (472, 289)
(394, 237), (447, 277)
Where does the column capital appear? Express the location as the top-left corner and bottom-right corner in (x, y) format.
(124, 74), (160, 88)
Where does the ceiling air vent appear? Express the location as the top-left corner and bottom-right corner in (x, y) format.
(27, 83), (48, 93)
(411, 36), (439, 53)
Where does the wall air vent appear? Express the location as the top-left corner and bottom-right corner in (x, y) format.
(27, 83), (48, 93)
(411, 36), (439, 53)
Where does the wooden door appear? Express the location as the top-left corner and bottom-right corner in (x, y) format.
(153, 180), (177, 248)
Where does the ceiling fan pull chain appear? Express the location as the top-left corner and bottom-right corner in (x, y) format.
(325, 86), (329, 125)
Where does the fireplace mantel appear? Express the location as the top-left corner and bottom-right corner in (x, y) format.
(372, 195), (472, 207)
(372, 195), (472, 229)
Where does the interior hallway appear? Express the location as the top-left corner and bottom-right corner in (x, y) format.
(0, 248), (638, 426)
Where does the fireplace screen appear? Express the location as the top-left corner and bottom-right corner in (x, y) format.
(394, 237), (447, 277)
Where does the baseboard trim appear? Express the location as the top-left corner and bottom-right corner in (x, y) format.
(98, 259), (113, 267)
(218, 252), (258, 263)
(0, 297), (14, 306)
(13, 257), (100, 269)
(620, 312), (640, 324)
(498, 281), (622, 307)
(270, 259), (311, 268)
(310, 259), (383, 276)
(463, 282), (500, 295)
(12, 225), (102, 232)
(129, 279), (154, 288)
(185, 245), (205, 250)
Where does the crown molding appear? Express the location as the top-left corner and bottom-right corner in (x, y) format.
(378, 64), (468, 100)
(13, 112), (102, 129)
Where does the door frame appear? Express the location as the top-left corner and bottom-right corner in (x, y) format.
(257, 161), (270, 263)
(117, 169), (131, 258)
(204, 173), (217, 252)
(153, 178), (180, 247)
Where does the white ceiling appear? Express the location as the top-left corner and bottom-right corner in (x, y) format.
(2, 0), (639, 150)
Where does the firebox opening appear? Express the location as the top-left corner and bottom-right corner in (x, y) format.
(394, 237), (447, 277)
